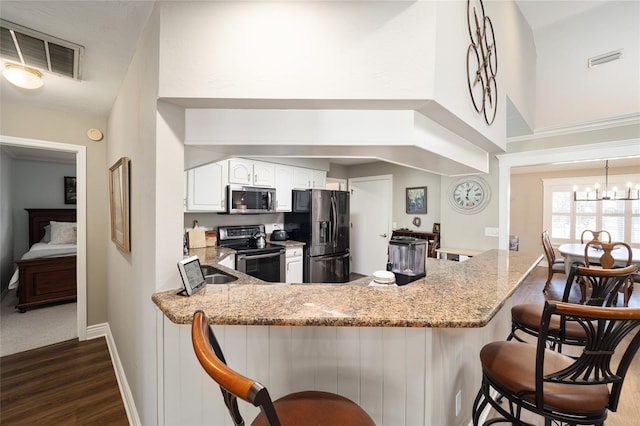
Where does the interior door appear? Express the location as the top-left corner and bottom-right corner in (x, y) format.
(348, 175), (393, 275)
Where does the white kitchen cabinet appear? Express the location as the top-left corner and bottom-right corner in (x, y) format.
(285, 246), (303, 283)
(292, 167), (327, 189)
(228, 158), (275, 188)
(228, 158), (253, 185)
(311, 169), (326, 188)
(185, 161), (228, 212)
(252, 160), (275, 187)
(274, 165), (293, 212)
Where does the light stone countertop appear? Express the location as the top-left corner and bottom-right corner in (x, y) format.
(152, 248), (542, 328)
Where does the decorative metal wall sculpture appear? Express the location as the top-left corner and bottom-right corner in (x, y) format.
(466, 0), (498, 125)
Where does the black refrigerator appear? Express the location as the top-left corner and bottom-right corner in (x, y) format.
(284, 189), (350, 283)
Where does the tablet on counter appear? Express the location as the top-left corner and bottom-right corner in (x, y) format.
(177, 255), (206, 296)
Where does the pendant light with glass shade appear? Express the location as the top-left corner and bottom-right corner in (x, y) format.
(2, 62), (43, 90)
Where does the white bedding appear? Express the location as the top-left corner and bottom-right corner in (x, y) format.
(7, 242), (77, 290)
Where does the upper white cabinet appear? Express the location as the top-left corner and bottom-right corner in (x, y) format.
(229, 158), (275, 188)
(292, 167), (326, 189)
(185, 158), (326, 214)
(274, 165), (294, 212)
(186, 161), (228, 212)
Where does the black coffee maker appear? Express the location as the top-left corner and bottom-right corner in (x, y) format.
(387, 236), (426, 285)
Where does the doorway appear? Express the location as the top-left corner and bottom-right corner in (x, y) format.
(348, 174), (393, 275)
(0, 135), (87, 345)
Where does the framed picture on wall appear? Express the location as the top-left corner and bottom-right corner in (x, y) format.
(406, 186), (427, 214)
(64, 176), (77, 204)
(109, 157), (131, 252)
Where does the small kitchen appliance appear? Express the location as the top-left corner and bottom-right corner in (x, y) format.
(226, 185), (276, 214)
(387, 236), (426, 285)
(270, 228), (288, 241)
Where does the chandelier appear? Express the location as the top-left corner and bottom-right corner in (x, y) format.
(573, 160), (639, 201)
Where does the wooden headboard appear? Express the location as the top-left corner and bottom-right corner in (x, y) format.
(26, 208), (77, 247)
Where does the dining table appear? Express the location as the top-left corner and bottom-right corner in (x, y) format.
(558, 243), (640, 275)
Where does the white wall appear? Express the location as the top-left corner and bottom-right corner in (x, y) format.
(8, 159), (76, 258)
(534, 1), (640, 129)
(439, 155), (500, 252)
(0, 102), (108, 324)
(499, 0), (536, 131)
(106, 6), (162, 424)
(159, 1), (435, 102)
(0, 149), (13, 293)
(161, 1), (507, 156)
(347, 161), (442, 231)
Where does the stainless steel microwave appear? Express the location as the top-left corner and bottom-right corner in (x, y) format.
(226, 185), (276, 214)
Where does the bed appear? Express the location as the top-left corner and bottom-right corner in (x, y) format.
(8, 209), (77, 312)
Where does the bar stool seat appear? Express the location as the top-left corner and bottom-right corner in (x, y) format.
(191, 310), (375, 426)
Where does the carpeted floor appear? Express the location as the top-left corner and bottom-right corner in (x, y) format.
(0, 291), (77, 357)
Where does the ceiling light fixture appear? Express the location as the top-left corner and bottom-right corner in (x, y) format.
(2, 63), (43, 89)
(573, 160), (639, 201)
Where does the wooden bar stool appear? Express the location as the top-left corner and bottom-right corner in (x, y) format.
(191, 310), (375, 426)
(473, 301), (640, 425)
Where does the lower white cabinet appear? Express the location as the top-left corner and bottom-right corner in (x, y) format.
(285, 247), (303, 283)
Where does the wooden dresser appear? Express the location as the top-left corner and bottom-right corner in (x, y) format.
(391, 229), (440, 258)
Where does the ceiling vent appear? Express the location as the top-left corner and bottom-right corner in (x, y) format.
(588, 49), (623, 68)
(0, 19), (83, 80)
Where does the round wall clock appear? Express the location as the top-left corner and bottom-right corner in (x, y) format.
(448, 176), (491, 214)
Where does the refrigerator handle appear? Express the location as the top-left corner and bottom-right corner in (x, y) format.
(330, 194), (338, 246)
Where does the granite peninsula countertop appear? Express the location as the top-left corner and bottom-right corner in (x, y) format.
(152, 249), (541, 328)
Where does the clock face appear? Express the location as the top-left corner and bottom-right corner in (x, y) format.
(448, 177), (490, 214)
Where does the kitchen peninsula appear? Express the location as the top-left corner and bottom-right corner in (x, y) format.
(153, 249), (541, 426)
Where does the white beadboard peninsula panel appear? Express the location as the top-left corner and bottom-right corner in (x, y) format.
(159, 306), (513, 426)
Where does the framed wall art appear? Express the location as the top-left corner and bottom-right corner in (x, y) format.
(406, 186), (427, 214)
(109, 157), (131, 252)
(64, 176), (77, 204)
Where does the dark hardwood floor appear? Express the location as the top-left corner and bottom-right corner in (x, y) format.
(0, 337), (128, 425)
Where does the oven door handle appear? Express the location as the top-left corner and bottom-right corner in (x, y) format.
(237, 251), (283, 261)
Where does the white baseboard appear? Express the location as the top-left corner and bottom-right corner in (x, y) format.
(86, 323), (141, 426)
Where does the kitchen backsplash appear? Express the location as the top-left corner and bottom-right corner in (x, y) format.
(184, 212), (285, 235)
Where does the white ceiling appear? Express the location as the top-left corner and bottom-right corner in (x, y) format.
(0, 1), (631, 168)
(515, 0), (610, 30)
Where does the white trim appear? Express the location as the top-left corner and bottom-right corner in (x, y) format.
(88, 322), (141, 426)
(496, 139), (640, 249)
(0, 134), (87, 340)
(507, 113), (640, 143)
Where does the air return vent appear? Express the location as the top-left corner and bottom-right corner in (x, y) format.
(0, 19), (83, 80)
(588, 49), (623, 68)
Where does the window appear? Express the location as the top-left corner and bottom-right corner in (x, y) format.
(543, 175), (639, 247)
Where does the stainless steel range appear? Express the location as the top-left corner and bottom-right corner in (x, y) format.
(217, 224), (285, 282)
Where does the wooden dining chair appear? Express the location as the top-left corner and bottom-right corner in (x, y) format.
(191, 310), (375, 426)
(474, 301), (640, 426)
(584, 240), (634, 306)
(580, 229), (612, 244)
(541, 230), (566, 292)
